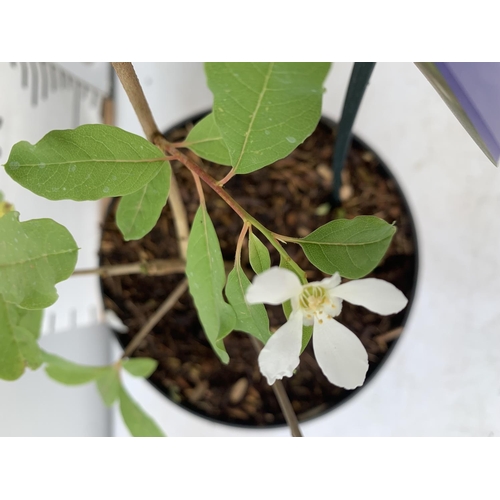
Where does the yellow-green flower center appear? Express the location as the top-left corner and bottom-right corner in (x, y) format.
(299, 285), (328, 312)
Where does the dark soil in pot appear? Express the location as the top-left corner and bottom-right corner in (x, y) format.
(99, 115), (418, 427)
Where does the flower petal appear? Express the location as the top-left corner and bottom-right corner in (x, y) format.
(258, 312), (303, 385)
(313, 318), (369, 390)
(320, 272), (341, 290)
(246, 267), (302, 305)
(323, 297), (342, 318)
(330, 278), (408, 315)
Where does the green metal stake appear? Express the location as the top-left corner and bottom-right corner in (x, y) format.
(331, 62), (376, 207)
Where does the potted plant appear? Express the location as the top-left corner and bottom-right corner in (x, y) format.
(0, 62), (417, 436)
(100, 111), (418, 429)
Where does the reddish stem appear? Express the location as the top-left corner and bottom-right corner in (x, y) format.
(235, 223), (250, 266)
(158, 141), (249, 221)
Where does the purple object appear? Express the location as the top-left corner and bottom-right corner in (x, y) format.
(417, 62), (500, 166)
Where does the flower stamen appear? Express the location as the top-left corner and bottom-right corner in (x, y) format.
(299, 285), (328, 313)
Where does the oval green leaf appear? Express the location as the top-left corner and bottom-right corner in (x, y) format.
(96, 367), (121, 406)
(119, 386), (165, 437)
(185, 206), (236, 363)
(122, 357), (158, 378)
(205, 62), (331, 174)
(185, 114), (231, 165)
(298, 216), (396, 279)
(3, 299), (43, 340)
(248, 232), (271, 274)
(42, 351), (106, 385)
(15, 327), (43, 371)
(0, 212), (78, 309)
(225, 264), (271, 344)
(4, 124), (167, 201)
(0, 296), (43, 381)
(116, 162), (171, 241)
(17, 309), (43, 340)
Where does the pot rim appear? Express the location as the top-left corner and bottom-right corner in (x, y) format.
(100, 111), (420, 430)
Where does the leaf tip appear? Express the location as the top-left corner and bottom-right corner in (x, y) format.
(218, 349), (230, 365)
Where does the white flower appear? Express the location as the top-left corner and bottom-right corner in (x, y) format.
(245, 267), (408, 389)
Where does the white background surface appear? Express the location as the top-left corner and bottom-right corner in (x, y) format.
(1, 62), (499, 436)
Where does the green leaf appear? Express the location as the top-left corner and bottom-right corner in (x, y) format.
(248, 232), (271, 274)
(0, 212), (78, 309)
(0, 296), (43, 380)
(299, 326), (314, 354)
(122, 357), (158, 378)
(298, 216), (396, 279)
(219, 302), (237, 340)
(42, 351), (106, 385)
(3, 298), (40, 328)
(119, 386), (165, 437)
(116, 162), (171, 241)
(0, 320), (24, 381)
(226, 264), (271, 344)
(205, 62), (331, 174)
(17, 308), (43, 340)
(96, 367), (121, 406)
(15, 327), (43, 370)
(279, 257), (312, 353)
(186, 206), (236, 363)
(4, 125), (168, 201)
(185, 114), (231, 165)
(279, 253), (308, 286)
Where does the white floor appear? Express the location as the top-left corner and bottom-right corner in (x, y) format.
(1, 63), (499, 436)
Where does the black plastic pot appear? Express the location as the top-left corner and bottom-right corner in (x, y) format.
(100, 112), (419, 429)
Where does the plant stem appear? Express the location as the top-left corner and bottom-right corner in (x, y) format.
(112, 63), (160, 143)
(235, 223), (249, 266)
(121, 278), (188, 359)
(168, 172), (190, 260)
(72, 258), (236, 278)
(249, 336), (303, 437)
(219, 168), (236, 186)
(271, 382), (303, 437)
(112, 62), (190, 261)
(72, 259), (186, 278)
(192, 171), (206, 207)
(164, 146), (248, 217)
